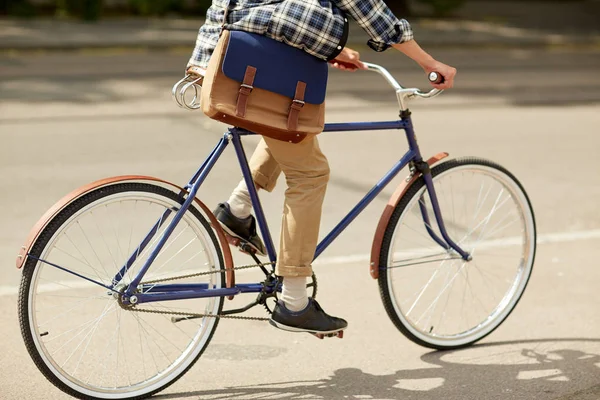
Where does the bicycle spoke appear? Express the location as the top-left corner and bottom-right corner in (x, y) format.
(106, 203), (126, 263)
(429, 262), (455, 333)
(118, 311), (132, 388)
(414, 261), (468, 326)
(90, 210), (120, 273)
(44, 306), (111, 343)
(69, 300), (110, 377)
(390, 257), (460, 269)
(37, 276), (92, 291)
(133, 313), (161, 376)
(463, 189), (510, 243)
(50, 303), (117, 359)
(76, 221), (111, 279)
(56, 238), (105, 283)
(38, 293), (105, 300)
(384, 162), (535, 348)
(87, 311), (121, 386)
(130, 312), (175, 366)
(476, 214), (520, 244)
(463, 267), (489, 324)
(470, 260), (505, 301)
(404, 257), (452, 317)
(20, 183), (237, 396)
(149, 235), (197, 279)
(38, 294), (108, 328)
(147, 304), (196, 341)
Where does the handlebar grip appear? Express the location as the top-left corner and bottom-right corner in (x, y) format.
(428, 72), (445, 85)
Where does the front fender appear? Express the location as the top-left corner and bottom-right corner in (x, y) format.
(369, 153), (449, 279)
(16, 175), (235, 289)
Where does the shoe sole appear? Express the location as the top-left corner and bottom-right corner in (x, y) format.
(269, 319), (347, 335)
(217, 221), (267, 257)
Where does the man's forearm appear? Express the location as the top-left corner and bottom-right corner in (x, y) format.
(393, 40), (435, 69)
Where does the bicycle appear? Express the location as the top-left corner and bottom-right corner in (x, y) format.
(16, 63), (536, 400)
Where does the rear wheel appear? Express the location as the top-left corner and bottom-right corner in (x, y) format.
(18, 182), (225, 399)
(378, 158), (536, 350)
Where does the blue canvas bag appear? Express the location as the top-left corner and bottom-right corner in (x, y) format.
(201, 30), (329, 143)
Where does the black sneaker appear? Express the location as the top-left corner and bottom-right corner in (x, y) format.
(213, 203), (267, 256)
(269, 298), (348, 335)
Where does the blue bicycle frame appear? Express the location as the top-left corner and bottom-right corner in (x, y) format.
(102, 113), (471, 305)
(33, 64), (471, 309)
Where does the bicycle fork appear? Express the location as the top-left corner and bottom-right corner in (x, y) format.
(410, 160), (471, 261)
(403, 114), (471, 262)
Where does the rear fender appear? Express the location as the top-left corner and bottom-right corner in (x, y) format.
(16, 175), (236, 289)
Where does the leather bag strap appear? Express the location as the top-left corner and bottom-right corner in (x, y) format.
(287, 81), (306, 131)
(236, 66), (257, 118)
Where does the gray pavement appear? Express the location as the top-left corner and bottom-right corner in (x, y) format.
(1, 46), (600, 399)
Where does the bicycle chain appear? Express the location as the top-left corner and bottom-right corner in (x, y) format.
(127, 261), (277, 321)
(140, 261), (274, 284)
(128, 304), (271, 321)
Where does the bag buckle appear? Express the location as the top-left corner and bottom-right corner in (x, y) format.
(240, 83), (254, 93)
(292, 99), (305, 108)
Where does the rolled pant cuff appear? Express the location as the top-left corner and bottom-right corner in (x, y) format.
(252, 170), (277, 193)
(276, 264), (314, 278)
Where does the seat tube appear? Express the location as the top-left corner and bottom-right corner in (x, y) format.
(230, 130), (278, 263)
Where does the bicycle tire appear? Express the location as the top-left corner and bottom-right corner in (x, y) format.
(378, 158), (536, 350)
(18, 182), (225, 400)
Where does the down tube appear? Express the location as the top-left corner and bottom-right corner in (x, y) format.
(314, 149), (417, 260)
(126, 138), (229, 293)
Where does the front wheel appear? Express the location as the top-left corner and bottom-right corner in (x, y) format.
(378, 158), (536, 350)
(18, 182), (225, 399)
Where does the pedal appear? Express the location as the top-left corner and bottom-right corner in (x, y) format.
(311, 330), (344, 340)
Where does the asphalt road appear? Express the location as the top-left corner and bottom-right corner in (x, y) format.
(1, 48), (599, 400)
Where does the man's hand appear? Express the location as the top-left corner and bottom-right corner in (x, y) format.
(393, 40), (456, 90)
(329, 47), (368, 72)
(421, 59), (457, 90)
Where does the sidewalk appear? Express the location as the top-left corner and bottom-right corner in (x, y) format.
(0, 1), (598, 51)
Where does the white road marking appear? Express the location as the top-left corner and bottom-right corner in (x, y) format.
(3, 228), (599, 297)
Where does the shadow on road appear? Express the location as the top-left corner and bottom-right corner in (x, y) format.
(157, 338), (600, 400)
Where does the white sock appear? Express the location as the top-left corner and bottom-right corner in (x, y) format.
(227, 180), (253, 219)
(281, 277), (309, 312)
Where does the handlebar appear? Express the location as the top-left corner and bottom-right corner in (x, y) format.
(172, 62), (443, 111)
(362, 62), (443, 109)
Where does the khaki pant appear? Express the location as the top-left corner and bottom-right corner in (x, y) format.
(249, 136), (329, 278)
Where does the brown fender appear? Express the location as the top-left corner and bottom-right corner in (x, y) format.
(16, 176), (235, 290)
(369, 153), (449, 279)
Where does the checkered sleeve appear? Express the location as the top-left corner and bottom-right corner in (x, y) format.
(333, 0), (413, 51)
(187, 4), (226, 69)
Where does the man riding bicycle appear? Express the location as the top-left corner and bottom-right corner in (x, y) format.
(187, 0), (457, 337)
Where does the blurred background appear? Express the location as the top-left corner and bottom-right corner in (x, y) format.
(1, 1), (599, 399)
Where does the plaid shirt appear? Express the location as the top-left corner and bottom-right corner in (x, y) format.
(188, 0), (413, 68)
